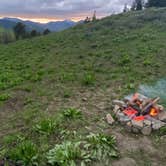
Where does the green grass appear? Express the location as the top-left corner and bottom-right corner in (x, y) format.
(0, 8), (166, 165)
(34, 118), (58, 135)
(62, 108), (82, 119)
(8, 140), (38, 166)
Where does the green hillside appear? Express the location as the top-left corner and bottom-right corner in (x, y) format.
(0, 8), (166, 165)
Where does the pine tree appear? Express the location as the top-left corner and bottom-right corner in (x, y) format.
(146, 0), (166, 8)
(43, 29), (50, 35)
(131, 0), (143, 11)
(84, 17), (91, 23)
(131, 1), (137, 11)
(92, 11), (97, 21)
(136, 0), (143, 10)
(13, 22), (26, 40)
(123, 4), (128, 13)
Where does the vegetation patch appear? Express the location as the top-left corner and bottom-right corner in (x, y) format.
(8, 140), (38, 166)
(62, 108), (82, 120)
(34, 118), (58, 135)
(0, 93), (11, 101)
(82, 73), (96, 86)
(46, 141), (91, 166)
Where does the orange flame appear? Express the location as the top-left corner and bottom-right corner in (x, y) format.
(149, 108), (158, 117)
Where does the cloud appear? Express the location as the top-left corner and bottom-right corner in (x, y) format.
(0, 0), (134, 20)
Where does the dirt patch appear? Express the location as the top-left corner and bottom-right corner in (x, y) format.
(0, 90), (27, 112)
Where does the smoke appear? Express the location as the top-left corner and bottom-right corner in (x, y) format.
(138, 79), (166, 106)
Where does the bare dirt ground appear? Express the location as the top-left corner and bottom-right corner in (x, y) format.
(46, 87), (166, 166)
(0, 87), (166, 166)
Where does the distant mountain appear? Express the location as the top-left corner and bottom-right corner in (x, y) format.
(43, 20), (77, 32)
(0, 17), (78, 32)
(0, 19), (16, 29)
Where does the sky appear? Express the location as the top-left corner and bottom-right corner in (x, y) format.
(0, 0), (133, 23)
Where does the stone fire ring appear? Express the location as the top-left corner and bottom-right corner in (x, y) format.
(112, 104), (166, 135)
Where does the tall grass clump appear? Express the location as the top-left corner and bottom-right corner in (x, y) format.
(34, 118), (57, 135)
(86, 133), (118, 163)
(62, 108), (82, 120)
(8, 140), (38, 166)
(46, 141), (91, 166)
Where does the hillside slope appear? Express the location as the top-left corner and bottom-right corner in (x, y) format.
(0, 8), (166, 166)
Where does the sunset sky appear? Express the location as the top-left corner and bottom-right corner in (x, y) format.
(0, 0), (133, 23)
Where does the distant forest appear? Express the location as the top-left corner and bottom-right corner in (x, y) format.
(0, 22), (50, 44)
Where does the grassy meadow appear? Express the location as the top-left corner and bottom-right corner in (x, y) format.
(0, 8), (166, 165)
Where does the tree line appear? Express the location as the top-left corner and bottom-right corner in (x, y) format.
(0, 22), (51, 44)
(124, 0), (166, 12)
(13, 22), (51, 40)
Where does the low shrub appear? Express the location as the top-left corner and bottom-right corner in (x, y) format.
(82, 73), (96, 86)
(0, 93), (11, 101)
(35, 118), (57, 135)
(86, 133), (118, 163)
(62, 108), (82, 120)
(46, 141), (91, 166)
(8, 140), (38, 166)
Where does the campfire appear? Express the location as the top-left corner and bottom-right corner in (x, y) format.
(109, 93), (166, 135)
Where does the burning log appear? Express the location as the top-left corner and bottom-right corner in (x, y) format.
(142, 97), (160, 115)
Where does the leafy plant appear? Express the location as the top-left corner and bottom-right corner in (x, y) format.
(35, 118), (57, 135)
(159, 126), (166, 136)
(0, 147), (7, 159)
(119, 54), (131, 65)
(46, 141), (91, 166)
(82, 73), (96, 86)
(143, 58), (152, 66)
(0, 93), (11, 101)
(62, 108), (82, 119)
(3, 133), (25, 145)
(86, 133), (118, 163)
(8, 140), (38, 166)
(60, 72), (75, 83)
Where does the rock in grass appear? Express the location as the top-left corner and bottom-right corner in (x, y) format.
(131, 120), (144, 129)
(113, 105), (120, 114)
(143, 120), (152, 126)
(152, 121), (166, 130)
(132, 127), (140, 134)
(113, 100), (126, 107)
(158, 111), (166, 122)
(141, 126), (152, 135)
(106, 114), (115, 125)
(125, 121), (132, 132)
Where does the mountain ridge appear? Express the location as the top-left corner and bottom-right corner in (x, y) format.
(0, 17), (78, 32)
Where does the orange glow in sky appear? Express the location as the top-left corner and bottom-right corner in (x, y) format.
(0, 15), (82, 23)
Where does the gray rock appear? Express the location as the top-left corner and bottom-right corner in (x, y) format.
(116, 112), (125, 119)
(125, 121), (132, 132)
(113, 100), (126, 107)
(82, 97), (87, 101)
(113, 105), (120, 114)
(116, 112), (130, 124)
(143, 120), (152, 126)
(131, 120), (144, 129)
(152, 121), (166, 130)
(158, 111), (166, 122)
(141, 126), (152, 135)
(132, 127), (140, 134)
(106, 114), (115, 125)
